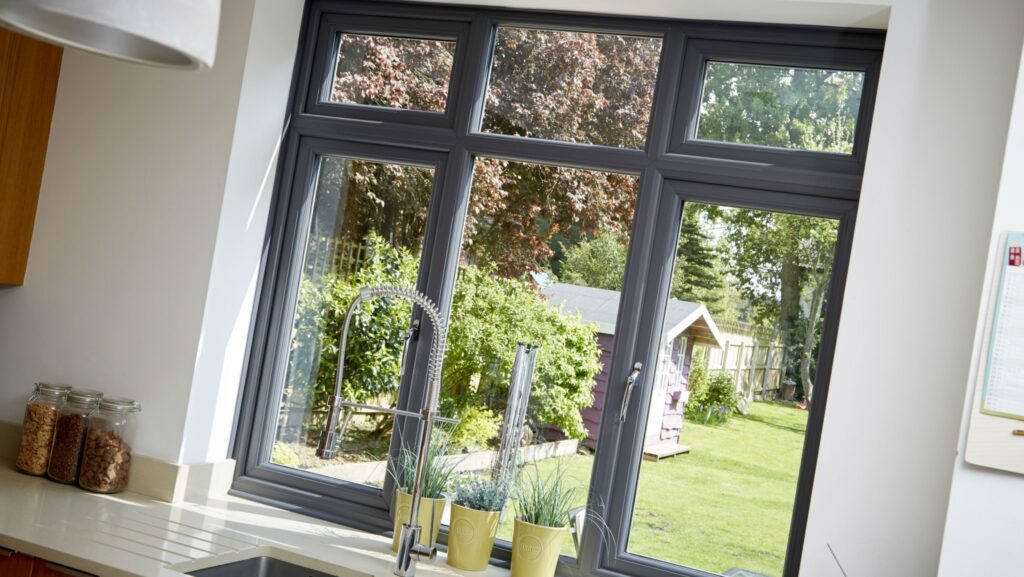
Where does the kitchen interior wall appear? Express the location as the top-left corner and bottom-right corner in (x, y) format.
(176, 0), (304, 466)
(935, 36), (1024, 577)
(0, 0), (259, 464)
(800, 1), (1024, 575)
(0, 0), (1020, 574)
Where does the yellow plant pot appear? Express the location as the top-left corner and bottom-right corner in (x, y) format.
(446, 504), (501, 571)
(392, 491), (446, 552)
(510, 519), (567, 577)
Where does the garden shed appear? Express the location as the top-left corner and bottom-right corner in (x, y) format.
(542, 283), (724, 451)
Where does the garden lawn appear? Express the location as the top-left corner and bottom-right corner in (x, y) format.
(494, 402), (807, 577)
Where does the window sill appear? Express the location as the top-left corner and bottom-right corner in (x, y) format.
(0, 461), (510, 577)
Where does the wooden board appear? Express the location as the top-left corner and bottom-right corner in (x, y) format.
(0, 28), (62, 285)
(642, 442), (690, 462)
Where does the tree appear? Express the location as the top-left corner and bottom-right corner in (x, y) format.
(559, 231), (630, 291)
(719, 210), (838, 403)
(672, 207), (732, 318)
(697, 61), (863, 153)
(326, 29), (659, 276)
(559, 218), (738, 320)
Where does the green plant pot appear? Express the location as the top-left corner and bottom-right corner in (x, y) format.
(392, 490), (446, 552)
(446, 504), (501, 571)
(510, 519), (567, 577)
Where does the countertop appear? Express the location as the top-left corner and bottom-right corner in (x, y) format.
(0, 462), (511, 577)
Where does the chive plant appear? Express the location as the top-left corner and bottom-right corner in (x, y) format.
(389, 433), (459, 499)
(514, 463), (578, 528)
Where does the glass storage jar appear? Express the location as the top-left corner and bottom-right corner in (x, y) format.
(16, 382), (72, 475)
(47, 389), (103, 484)
(79, 397), (140, 494)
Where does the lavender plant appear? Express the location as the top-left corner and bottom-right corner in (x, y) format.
(453, 474), (511, 512)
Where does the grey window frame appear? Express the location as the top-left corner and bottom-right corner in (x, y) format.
(672, 39), (881, 171)
(230, 2), (884, 576)
(304, 14), (470, 126)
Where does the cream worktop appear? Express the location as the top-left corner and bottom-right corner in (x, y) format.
(0, 462), (511, 577)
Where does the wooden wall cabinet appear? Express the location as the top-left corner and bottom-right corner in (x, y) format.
(0, 27), (62, 286)
(0, 550), (34, 576)
(0, 546), (94, 576)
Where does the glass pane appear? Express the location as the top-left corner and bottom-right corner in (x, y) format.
(445, 158), (639, 558)
(271, 155), (434, 487)
(627, 203), (840, 576)
(482, 27), (662, 148)
(695, 61), (864, 154)
(328, 33), (455, 112)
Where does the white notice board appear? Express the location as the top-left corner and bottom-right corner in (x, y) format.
(966, 232), (1024, 475)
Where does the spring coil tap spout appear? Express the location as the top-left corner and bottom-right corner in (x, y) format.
(315, 285), (455, 577)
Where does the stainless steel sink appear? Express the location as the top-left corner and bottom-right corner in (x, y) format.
(186, 557), (339, 577)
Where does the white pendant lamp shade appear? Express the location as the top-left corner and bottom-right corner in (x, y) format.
(0, 0), (221, 69)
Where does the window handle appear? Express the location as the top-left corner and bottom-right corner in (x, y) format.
(619, 362), (643, 421)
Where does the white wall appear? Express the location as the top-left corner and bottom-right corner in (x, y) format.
(935, 38), (1024, 577)
(177, 0), (304, 465)
(801, 1), (1024, 575)
(0, 0), (257, 463)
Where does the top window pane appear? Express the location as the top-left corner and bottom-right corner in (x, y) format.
(328, 33), (455, 112)
(695, 61), (865, 154)
(482, 26), (662, 149)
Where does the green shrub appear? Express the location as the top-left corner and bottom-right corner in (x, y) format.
(685, 359), (739, 425)
(445, 266), (602, 440)
(271, 443), (301, 468)
(449, 406), (501, 452)
(294, 232), (602, 443)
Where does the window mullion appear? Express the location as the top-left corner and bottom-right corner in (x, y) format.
(581, 167), (677, 575)
(390, 11), (495, 489)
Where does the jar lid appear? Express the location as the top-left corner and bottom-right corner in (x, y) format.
(35, 382), (72, 394)
(67, 389), (104, 404)
(99, 396), (141, 413)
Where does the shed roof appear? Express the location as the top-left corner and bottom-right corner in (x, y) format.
(542, 283), (724, 348)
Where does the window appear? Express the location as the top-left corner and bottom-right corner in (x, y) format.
(270, 154), (435, 488)
(695, 61), (864, 153)
(481, 27), (662, 148)
(627, 202), (839, 576)
(451, 159), (639, 556)
(328, 33), (455, 112)
(234, 4), (882, 577)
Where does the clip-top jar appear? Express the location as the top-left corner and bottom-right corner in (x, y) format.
(79, 397), (140, 494)
(16, 383), (72, 475)
(47, 389), (103, 484)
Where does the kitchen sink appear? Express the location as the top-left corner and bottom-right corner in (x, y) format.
(186, 556), (340, 577)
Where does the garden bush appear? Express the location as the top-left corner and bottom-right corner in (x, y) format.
(685, 359), (739, 425)
(290, 232), (602, 444)
(449, 406), (502, 452)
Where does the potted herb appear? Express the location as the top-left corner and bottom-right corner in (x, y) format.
(447, 475), (511, 571)
(511, 464), (577, 577)
(389, 438), (458, 552)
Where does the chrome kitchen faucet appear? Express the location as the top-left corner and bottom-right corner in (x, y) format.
(315, 285), (458, 577)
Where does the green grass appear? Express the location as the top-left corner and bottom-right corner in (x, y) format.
(495, 402), (807, 577)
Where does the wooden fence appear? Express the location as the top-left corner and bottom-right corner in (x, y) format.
(304, 237), (367, 279)
(697, 319), (787, 400)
